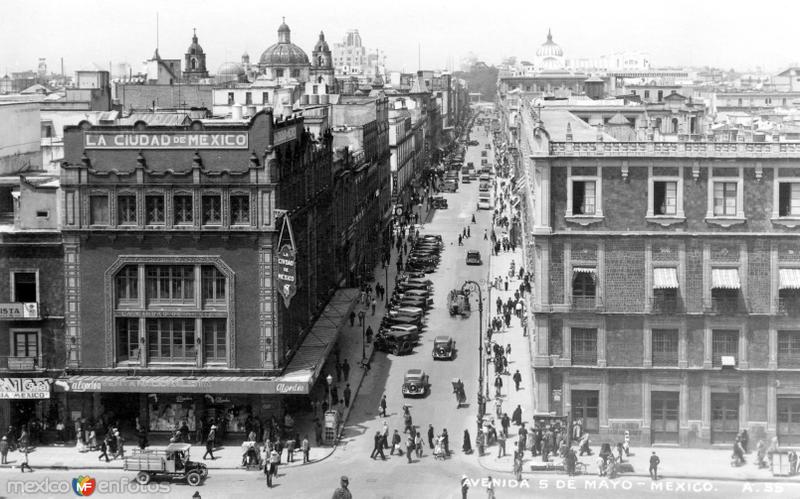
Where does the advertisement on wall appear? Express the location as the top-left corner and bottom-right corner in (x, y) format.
(83, 131), (249, 150)
(276, 214), (298, 308)
(0, 378), (51, 399)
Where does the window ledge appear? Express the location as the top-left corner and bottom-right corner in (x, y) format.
(771, 217), (800, 228)
(565, 215), (604, 226)
(646, 216), (686, 227)
(705, 216), (746, 228)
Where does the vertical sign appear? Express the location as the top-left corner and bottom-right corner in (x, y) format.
(276, 214), (298, 308)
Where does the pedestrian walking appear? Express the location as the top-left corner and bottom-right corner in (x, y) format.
(332, 476), (353, 499)
(379, 394), (387, 417)
(415, 432), (423, 458)
(330, 385), (339, 406)
(269, 448), (279, 477)
(349, 311), (355, 327)
(0, 437), (8, 464)
(302, 435), (311, 463)
(406, 436), (414, 462)
(649, 451), (660, 480)
(494, 375), (503, 398)
(461, 474), (470, 499)
(392, 430), (402, 456)
(343, 384), (352, 408)
(484, 229), (488, 240)
(371, 298), (377, 315)
(98, 434), (110, 462)
(428, 424), (435, 449)
(370, 431), (386, 460)
(263, 459), (273, 487)
(497, 431), (507, 458)
(19, 446), (31, 472)
(495, 398), (503, 418)
(286, 437), (295, 463)
(512, 369), (522, 392)
(512, 405), (522, 426)
(203, 425), (216, 460)
(496, 297), (502, 315)
(467, 226), (471, 238)
(341, 359), (350, 381)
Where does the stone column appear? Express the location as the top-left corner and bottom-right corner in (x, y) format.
(768, 325), (778, 370)
(597, 321), (607, 368)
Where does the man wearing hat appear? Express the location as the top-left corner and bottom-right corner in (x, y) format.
(203, 425), (216, 460)
(332, 476), (352, 499)
(460, 474), (469, 499)
(0, 436), (8, 464)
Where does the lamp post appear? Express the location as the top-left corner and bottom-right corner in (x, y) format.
(461, 280), (485, 422)
(361, 319), (367, 363)
(326, 374), (333, 410)
(384, 261), (390, 308)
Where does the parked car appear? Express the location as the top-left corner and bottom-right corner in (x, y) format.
(388, 306), (425, 321)
(124, 443), (207, 486)
(468, 140), (479, 146)
(466, 250), (483, 265)
(432, 196), (448, 209)
(400, 288), (433, 303)
(402, 369), (430, 397)
(442, 180), (458, 192)
(477, 199), (492, 210)
(479, 183), (490, 192)
(375, 329), (418, 355)
(380, 314), (422, 332)
(462, 176), (471, 184)
(432, 336), (455, 360)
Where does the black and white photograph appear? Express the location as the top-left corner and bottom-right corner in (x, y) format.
(0, 0), (799, 497)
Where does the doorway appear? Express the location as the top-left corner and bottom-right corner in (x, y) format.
(651, 391), (679, 443)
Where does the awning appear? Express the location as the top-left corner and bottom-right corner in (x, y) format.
(780, 268), (800, 290)
(653, 268), (679, 289)
(711, 268), (740, 289)
(573, 267), (596, 276)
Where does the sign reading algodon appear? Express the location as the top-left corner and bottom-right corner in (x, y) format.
(83, 131), (249, 149)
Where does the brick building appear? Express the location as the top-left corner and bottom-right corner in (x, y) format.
(510, 98), (800, 447)
(55, 109), (348, 439)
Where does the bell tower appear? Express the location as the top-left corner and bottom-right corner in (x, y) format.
(183, 28), (209, 81)
(310, 31), (334, 91)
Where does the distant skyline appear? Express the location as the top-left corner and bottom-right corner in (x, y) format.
(1, 0), (799, 77)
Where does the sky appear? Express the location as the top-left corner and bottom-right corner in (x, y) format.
(1, 0), (799, 77)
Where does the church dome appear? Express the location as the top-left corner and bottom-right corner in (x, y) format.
(187, 30), (204, 55)
(536, 29), (563, 58)
(314, 31), (330, 53)
(259, 20), (310, 67)
(217, 61), (244, 76)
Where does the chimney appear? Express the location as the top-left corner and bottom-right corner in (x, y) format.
(231, 103), (243, 120)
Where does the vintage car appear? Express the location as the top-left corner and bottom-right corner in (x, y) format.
(447, 289), (470, 316)
(397, 288), (433, 303)
(468, 140), (479, 146)
(397, 279), (433, 292)
(396, 271), (429, 281)
(124, 443), (208, 486)
(466, 250), (483, 265)
(402, 277), (435, 287)
(397, 296), (429, 310)
(477, 199), (492, 210)
(462, 176), (472, 184)
(388, 306), (425, 321)
(442, 180), (458, 192)
(405, 259), (436, 273)
(432, 196), (448, 209)
(432, 335), (455, 360)
(485, 143), (491, 150)
(380, 314), (422, 331)
(481, 150), (487, 157)
(479, 183), (490, 192)
(375, 329), (418, 355)
(402, 369), (430, 397)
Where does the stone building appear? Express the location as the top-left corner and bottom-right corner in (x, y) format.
(508, 96), (800, 446)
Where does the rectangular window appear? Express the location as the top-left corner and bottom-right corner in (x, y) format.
(276, 69), (284, 78)
(652, 329), (679, 366)
(174, 194), (193, 224)
(230, 194), (250, 225)
(203, 318), (227, 361)
(778, 330), (800, 368)
(90, 195), (109, 225)
(145, 266), (194, 303)
(202, 195), (222, 225)
(227, 92), (234, 105)
(779, 183), (800, 217)
(291, 69), (300, 78)
(653, 181), (677, 215)
(245, 92), (252, 105)
(13, 330), (38, 359)
(145, 195), (165, 225)
(262, 92), (269, 105)
(117, 318), (139, 362)
(713, 182), (737, 216)
(572, 181), (596, 215)
(644, 90), (650, 99)
(117, 194), (136, 225)
(146, 318), (195, 361)
(712, 330), (738, 367)
(12, 272), (37, 302)
(115, 266), (139, 302)
(201, 266), (226, 303)
(571, 328), (597, 365)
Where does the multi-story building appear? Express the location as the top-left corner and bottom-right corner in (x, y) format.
(55, 108), (348, 439)
(388, 100), (415, 200)
(332, 29), (384, 77)
(509, 97), (800, 447)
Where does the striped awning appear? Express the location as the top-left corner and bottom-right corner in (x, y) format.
(573, 267), (596, 276)
(653, 268), (679, 289)
(780, 268), (800, 290)
(711, 268), (740, 290)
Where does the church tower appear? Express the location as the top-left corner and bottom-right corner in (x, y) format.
(183, 28), (209, 81)
(310, 31), (335, 91)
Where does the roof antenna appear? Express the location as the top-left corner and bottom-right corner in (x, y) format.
(417, 43), (421, 71)
(156, 12), (159, 51)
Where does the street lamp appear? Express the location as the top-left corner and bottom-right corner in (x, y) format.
(361, 319), (367, 363)
(326, 374), (333, 409)
(461, 280), (486, 423)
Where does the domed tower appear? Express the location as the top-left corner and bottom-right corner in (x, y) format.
(310, 31), (334, 90)
(536, 29), (565, 71)
(258, 18), (311, 83)
(183, 28), (209, 81)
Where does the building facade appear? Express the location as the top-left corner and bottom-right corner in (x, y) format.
(511, 97), (800, 447)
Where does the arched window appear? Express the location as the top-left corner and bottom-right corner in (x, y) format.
(191, 58), (197, 70)
(671, 118), (679, 133)
(573, 272), (596, 298)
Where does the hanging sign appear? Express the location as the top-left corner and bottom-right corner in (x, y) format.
(276, 215), (298, 308)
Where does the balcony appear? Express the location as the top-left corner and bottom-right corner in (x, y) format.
(650, 296), (681, 314)
(571, 351), (598, 366)
(0, 356), (40, 371)
(707, 297), (744, 314)
(652, 351), (679, 367)
(571, 295), (602, 311)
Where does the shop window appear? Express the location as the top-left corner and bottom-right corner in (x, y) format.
(117, 318), (140, 362)
(117, 194), (137, 225)
(90, 194), (109, 225)
(201, 266), (226, 303)
(146, 266), (194, 303)
(146, 194), (165, 225)
(652, 329), (678, 366)
(202, 194), (222, 225)
(653, 181), (677, 215)
(174, 194), (193, 225)
(146, 318), (196, 361)
(712, 329), (738, 367)
(779, 183), (800, 217)
(115, 266), (139, 302)
(11, 271), (37, 302)
(230, 194), (250, 225)
(13, 330), (38, 359)
(713, 182), (737, 216)
(572, 181), (596, 215)
(149, 396), (197, 433)
(203, 318), (227, 361)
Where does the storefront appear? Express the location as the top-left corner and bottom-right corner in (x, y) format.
(0, 377), (60, 437)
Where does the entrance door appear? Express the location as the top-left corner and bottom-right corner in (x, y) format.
(778, 398), (800, 445)
(651, 391), (679, 444)
(711, 393), (739, 444)
(571, 390), (599, 433)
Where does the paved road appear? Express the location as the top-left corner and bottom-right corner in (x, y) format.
(2, 469), (797, 499)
